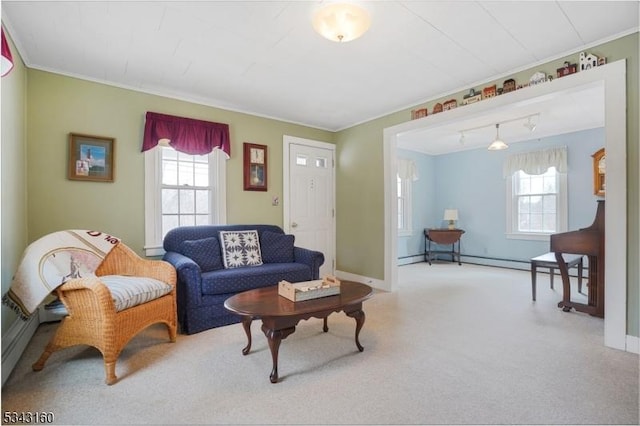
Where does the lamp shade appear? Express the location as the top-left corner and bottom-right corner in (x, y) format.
(488, 139), (508, 150)
(1, 28), (14, 77)
(312, 3), (371, 42)
(488, 123), (508, 151)
(443, 209), (458, 221)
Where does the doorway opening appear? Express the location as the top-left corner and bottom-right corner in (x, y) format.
(384, 60), (627, 351)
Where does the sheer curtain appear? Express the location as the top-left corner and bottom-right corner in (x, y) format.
(503, 146), (567, 177)
(142, 112), (230, 157)
(397, 158), (419, 181)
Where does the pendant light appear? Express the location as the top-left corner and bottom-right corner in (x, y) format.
(487, 123), (509, 151)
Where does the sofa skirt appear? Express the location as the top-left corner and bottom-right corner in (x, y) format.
(177, 293), (242, 335)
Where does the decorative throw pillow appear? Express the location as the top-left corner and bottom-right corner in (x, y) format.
(219, 230), (263, 268)
(178, 236), (223, 272)
(260, 231), (295, 263)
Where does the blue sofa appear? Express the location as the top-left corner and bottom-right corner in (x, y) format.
(163, 224), (324, 334)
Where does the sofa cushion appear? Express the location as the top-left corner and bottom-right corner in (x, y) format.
(219, 230), (263, 268)
(260, 230), (295, 263)
(100, 275), (173, 312)
(201, 263), (311, 295)
(178, 236), (223, 272)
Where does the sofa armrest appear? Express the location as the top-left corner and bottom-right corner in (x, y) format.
(162, 251), (203, 305)
(293, 247), (325, 280)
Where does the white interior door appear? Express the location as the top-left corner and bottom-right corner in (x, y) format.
(284, 136), (335, 278)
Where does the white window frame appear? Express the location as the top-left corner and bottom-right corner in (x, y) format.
(397, 174), (412, 237)
(144, 146), (226, 256)
(506, 167), (567, 241)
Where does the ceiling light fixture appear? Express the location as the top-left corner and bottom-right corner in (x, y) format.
(487, 123), (509, 151)
(312, 3), (371, 43)
(458, 113), (540, 151)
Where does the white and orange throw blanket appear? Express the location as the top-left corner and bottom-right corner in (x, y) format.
(2, 230), (120, 320)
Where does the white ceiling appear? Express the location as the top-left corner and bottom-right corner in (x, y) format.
(2, 1), (638, 152)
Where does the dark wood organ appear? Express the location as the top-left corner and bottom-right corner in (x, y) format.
(550, 200), (605, 317)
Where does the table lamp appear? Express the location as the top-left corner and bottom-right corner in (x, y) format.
(443, 209), (458, 230)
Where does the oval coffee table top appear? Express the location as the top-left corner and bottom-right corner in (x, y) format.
(224, 280), (373, 317)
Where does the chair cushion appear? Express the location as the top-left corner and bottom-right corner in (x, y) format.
(100, 275), (173, 312)
(178, 236), (223, 272)
(260, 230), (295, 263)
(219, 230), (263, 268)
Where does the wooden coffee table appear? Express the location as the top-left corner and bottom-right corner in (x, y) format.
(224, 280), (373, 383)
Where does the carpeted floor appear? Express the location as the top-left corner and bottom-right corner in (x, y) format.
(2, 263), (638, 425)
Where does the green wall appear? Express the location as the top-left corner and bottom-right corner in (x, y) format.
(334, 33), (639, 336)
(25, 70), (334, 247)
(7, 69), (331, 336)
(1, 27), (28, 334)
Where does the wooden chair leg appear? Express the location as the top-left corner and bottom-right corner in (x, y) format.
(578, 259), (584, 293)
(104, 360), (117, 385)
(32, 346), (55, 371)
(167, 323), (177, 342)
(530, 262), (537, 301)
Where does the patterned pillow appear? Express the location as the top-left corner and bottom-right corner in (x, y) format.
(219, 230), (263, 268)
(260, 231), (295, 263)
(178, 236), (223, 272)
(100, 275), (172, 312)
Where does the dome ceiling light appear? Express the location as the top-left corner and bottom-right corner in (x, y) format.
(312, 3), (371, 43)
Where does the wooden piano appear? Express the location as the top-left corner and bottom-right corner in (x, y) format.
(550, 200), (604, 317)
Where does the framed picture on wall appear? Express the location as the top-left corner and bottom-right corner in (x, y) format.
(68, 133), (115, 182)
(243, 142), (267, 191)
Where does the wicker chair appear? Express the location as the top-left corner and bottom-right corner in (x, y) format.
(32, 243), (177, 385)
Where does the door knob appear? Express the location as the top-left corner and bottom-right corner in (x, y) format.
(291, 222), (298, 228)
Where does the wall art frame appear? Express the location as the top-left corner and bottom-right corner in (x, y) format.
(68, 133), (115, 182)
(243, 142), (268, 191)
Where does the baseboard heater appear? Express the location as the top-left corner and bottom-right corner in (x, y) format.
(2, 314), (39, 386)
(398, 253), (589, 276)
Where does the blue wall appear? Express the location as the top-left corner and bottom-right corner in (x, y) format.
(397, 149), (437, 260)
(398, 128), (604, 264)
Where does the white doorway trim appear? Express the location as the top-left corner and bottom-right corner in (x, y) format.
(384, 60), (628, 351)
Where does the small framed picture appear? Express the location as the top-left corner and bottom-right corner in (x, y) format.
(68, 133), (115, 182)
(243, 142), (267, 191)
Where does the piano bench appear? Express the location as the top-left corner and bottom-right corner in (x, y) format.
(530, 253), (584, 301)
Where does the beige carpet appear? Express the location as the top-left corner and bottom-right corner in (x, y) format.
(2, 263), (638, 425)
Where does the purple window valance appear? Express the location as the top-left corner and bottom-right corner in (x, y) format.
(142, 111), (230, 157)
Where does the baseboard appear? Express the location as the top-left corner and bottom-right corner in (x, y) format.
(461, 255), (530, 270)
(626, 335), (639, 354)
(335, 270), (385, 291)
(399, 256), (585, 278)
(2, 314), (39, 386)
(398, 254), (423, 266)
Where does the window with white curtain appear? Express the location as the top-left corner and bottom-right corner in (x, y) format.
(505, 147), (568, 240)
(397, 158), (418, 237)
(397, 175), (412, 236)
